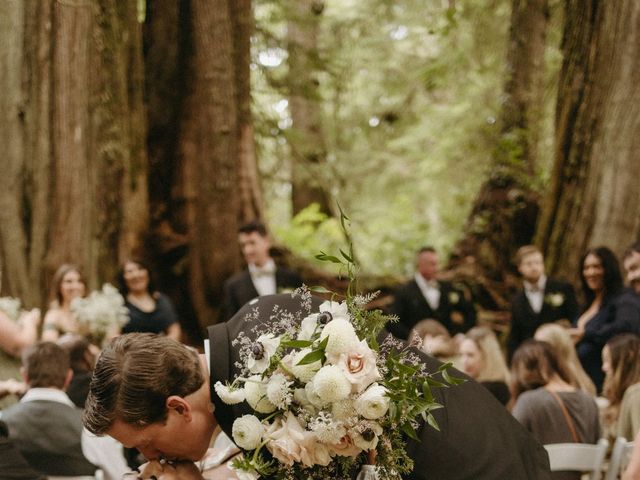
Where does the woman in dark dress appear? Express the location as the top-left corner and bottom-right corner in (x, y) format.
(117, 259), (181, 341)
(569, 246), (639, 393)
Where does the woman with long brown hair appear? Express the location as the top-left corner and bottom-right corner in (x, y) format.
(41, 264), (87, 341)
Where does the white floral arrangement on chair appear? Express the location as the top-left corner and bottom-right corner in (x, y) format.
(215, 211), (462, 480)
(71, 283), (129, 346)
(0, 296), (22, 322)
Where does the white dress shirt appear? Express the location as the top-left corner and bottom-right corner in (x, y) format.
(415, 273), (441, 310)
(0, 388), (129, 480)
(524, 275), (547, 314)
(249, 258), (277, 296)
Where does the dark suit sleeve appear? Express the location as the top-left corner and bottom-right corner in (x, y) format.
(221, 278), (240, 322)
(458, 287), (476, 332)
(583, 292), (640, 343)
(561, 282), (579, 323)
(388, 286), (412, 340)
(507, 293), (524, 362)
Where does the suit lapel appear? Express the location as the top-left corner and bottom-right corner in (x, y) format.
(207, 322), (234, 435)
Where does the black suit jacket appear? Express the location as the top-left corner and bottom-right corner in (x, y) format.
(389, 279), (476, 339)
(507, 278), (578, 360)
(221, 266), (302, 321)
(208, 294), (551, 480)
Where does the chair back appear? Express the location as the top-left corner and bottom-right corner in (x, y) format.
(605, 437), (635, 480)
(48, 470), (103, 480)
(545, 438), (609, 480)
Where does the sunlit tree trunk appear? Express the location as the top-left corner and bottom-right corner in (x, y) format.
(451, 0), (549, 309)
(0, 0), (147, 306)
(286, 0), (332, 216)
(536, 0), (640, 282)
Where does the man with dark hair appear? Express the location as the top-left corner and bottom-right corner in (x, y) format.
(84, 296), (551, 479)
(0, 342), (128, 479)
(222, 220), (302, 319)
(507, 245), (578, 361)
(623, 242), (640, 295)
(390, 246), (476, 339)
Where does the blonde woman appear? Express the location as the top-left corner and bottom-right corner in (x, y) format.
(534, 323), (596, 396)
(460, 326), (511, 405)
(42, 264), (87, 341)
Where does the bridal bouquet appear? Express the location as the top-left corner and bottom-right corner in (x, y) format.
(215, 212), (462, 480)
(0, 296), (22, 322)
(71, 283), (129, 346)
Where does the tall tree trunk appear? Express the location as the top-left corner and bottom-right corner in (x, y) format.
(0, 0), (147, 306)
(451, 0), (549, 309)
(286, 0), (332, 216)
(536, 0), (640, 282)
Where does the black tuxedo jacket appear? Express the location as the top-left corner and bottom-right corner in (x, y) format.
(221, 266), (302, 321)
(208, 294), (551, 480)
(507, 278), (578, 360)
(389, 279), (476, 339)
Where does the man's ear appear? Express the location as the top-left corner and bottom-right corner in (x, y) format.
(63, 368), (73, 390)
(20, 366), (28, 384)
(166, 396), (192, 421)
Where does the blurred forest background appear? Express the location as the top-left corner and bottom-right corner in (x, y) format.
(1, 0), (639, 344)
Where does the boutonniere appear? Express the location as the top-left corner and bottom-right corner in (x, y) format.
(448, 291), (460, 304)
(544, 293), (565, 307)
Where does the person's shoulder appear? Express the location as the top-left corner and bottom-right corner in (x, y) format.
(225, 270), (250, 287)
(546, 277), (574, 291)
(615, 288), (640, 305)
(623, 382), (640, 400)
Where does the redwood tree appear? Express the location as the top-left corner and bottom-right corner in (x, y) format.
(536, 0), (640, 282)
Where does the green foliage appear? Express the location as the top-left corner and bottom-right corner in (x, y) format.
(253, 0), (562, 275)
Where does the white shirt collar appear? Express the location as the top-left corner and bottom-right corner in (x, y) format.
(415, 272), (438, 290)
(524, 275), (547, 292)
(20, 387), (76, 408)
(248, 258), (276, 275)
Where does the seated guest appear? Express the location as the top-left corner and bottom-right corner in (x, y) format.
(534, 324), (596, 396)
(570, 247), (640, 393)
(0, 342), (128, 480)
(622, 429), (640, 480)
(508, 246), (578, 361)
(118, 259), (181, 341)
(410, 319), (458, 362)
(57, 334), (96, 408)
(0, 420), (45, 480)
(511, 340), (600, 480)
(459, 326), (511, 405)
(390, 246), (476, 339)
(41, 264), (87, 341)
(601, 334), (640, 441)
(222, 221), (303, 320)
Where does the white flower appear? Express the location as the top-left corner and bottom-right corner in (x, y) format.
(545, 293), (565, 307)
(229, 464), (259, 480)
(352, 421), (383, 450)
(313, 365), (351, 403)
(266, 412), (331, 467)
(298, 314), (319, 341)
(247, 333), (280, 374)
(331, 398), (357, 420)
(448, 291), (460, 304)
(318, 300), (350, 321)
(337, 339), (381, 393)
(214, 381), (245, 405)
(309, 412), (346, 445)
(244, 376), (277, 414)
(0, 297), (22, 321)
(266, 373), (293, 409)
(320, 318), (359, 363)
(304, 381), (326, 409)
(354, 383), (389, 420)
(290, 348), (321, 383)
(232, 415), (264, 450)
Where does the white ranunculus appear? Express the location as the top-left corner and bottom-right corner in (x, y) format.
(214, 381), (246, 405)
(337, 339), (381, 393)
(320, 318), (359, 363)
(313, 365), (351, 403)
(244, 375), (277, 414)
(354, 383), (389, 420)
(247, 333), (280, 374)
(232, 415), (265, 450)
(266, 373), (293, 410)
(298, 314), (319, 341)
(290, 348), (321, 383)
(304, 381), (326, 409)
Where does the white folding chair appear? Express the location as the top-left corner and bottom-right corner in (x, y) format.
(545, 438), (609, 480)
(606, 437), (635, 480)
(48, 469), (103, 480)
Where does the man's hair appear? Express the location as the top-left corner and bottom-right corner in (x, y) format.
(417, 246), (437, 255)
(83, 333), (204, 435)
(238, 220), (268, 237)
(623, 242), (640, 261)
(514, 245), (542, 266)
(22, 342), (70, 389)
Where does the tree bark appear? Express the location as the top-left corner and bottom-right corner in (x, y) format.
(0, 0), (148, 306)
(451, 0), (549, 309)
(286, 0), (333, 217)
(536, 0), (640, 282)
